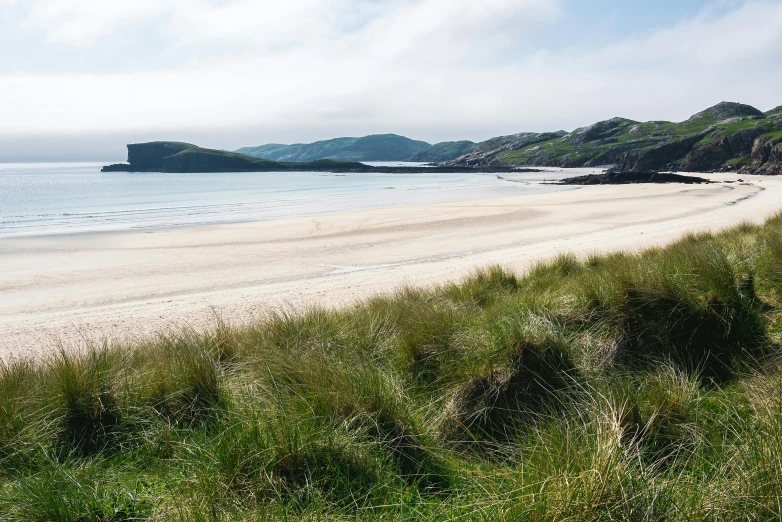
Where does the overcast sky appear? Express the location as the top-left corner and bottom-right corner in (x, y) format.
(1, 0), (782, 161)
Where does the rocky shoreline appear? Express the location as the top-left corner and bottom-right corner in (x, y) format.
(559, 172), (711, 185)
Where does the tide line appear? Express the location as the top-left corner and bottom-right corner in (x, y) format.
(319, 251), (475, 275)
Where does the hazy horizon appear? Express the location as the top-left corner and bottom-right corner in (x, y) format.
(2, 0), (782, 162)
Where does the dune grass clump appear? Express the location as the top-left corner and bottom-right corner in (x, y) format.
(11, 465), (152, 522)
(2, 215), (782, 520)
(51, 349), (122, 456)
(609, 242), (769, 382)
(253, 352), (451, 492)
(439, 337), (577, 447)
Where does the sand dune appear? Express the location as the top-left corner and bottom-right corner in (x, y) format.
(1, 172), (779, 359)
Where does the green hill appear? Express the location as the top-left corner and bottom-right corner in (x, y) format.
(102, 142), (522, 173)
(236, 134), (431, 162)
(449, 101), (782, 174)
(407, 140), (477, 162)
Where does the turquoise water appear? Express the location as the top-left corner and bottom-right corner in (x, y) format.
(0, 162), (566, 237)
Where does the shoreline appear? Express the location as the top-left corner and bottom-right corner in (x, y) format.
(0, 168), (566, 240)
(0, 176), (557, 241)
(2, 172), (780, 360)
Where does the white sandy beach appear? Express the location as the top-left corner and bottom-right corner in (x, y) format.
(2, 172), (780, 359)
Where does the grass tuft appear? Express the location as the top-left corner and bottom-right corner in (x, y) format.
(51, 348), (121, 455)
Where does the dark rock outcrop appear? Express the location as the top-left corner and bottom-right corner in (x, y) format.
(613, 130), (713, 172)
(680, 128), (763, 171)
(745, 136), (782, 175)
(561, 172), (711, 185)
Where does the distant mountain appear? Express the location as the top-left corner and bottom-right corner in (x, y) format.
(236, 134), (431, 162)
(408, 141), (477, 162)
(102, 142), (527, 174)
(447, 102), (782, 175)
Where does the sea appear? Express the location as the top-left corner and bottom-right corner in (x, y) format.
(0, 161), (574, 238)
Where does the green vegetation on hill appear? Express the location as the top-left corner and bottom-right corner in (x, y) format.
(237, 135), (480, 163)
(102, 142), (524, 174)
(3, 215), (782, 520)
(407, 140), (477, 162)
(450, 101), (782, 174)
(767, 106), (782, 117)
(236, 134), (432, 162)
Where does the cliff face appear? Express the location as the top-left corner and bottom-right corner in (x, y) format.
(447, 101), (782, 174)
(679, 128), (762, 171)
(613, 131), (713, 172)
(748, 136), (782, 175)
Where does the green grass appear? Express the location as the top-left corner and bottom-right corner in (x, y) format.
(3, 217), (782, 520)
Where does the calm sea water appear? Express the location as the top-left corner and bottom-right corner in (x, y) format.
(0, 162), (570, 237)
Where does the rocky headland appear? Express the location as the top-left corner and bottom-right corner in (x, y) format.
(446, 102), (782, 175)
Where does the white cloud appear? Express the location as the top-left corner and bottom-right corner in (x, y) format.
(17, 0), (387, 47)
(20, 0), (181, 45)
(1, 0), (781, 146)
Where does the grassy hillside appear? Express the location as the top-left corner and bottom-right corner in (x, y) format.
(2, 215), (782, 520)
(407, 140), (477, 162)
(236, 134), (431, 162)
(450, 102), (782, 174)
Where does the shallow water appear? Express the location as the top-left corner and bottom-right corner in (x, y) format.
(0, 162), (571, 237)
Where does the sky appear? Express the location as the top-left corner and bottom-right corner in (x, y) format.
(1, 0), (782, 161)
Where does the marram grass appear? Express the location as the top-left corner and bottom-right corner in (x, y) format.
(3, 216), (782, 521)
